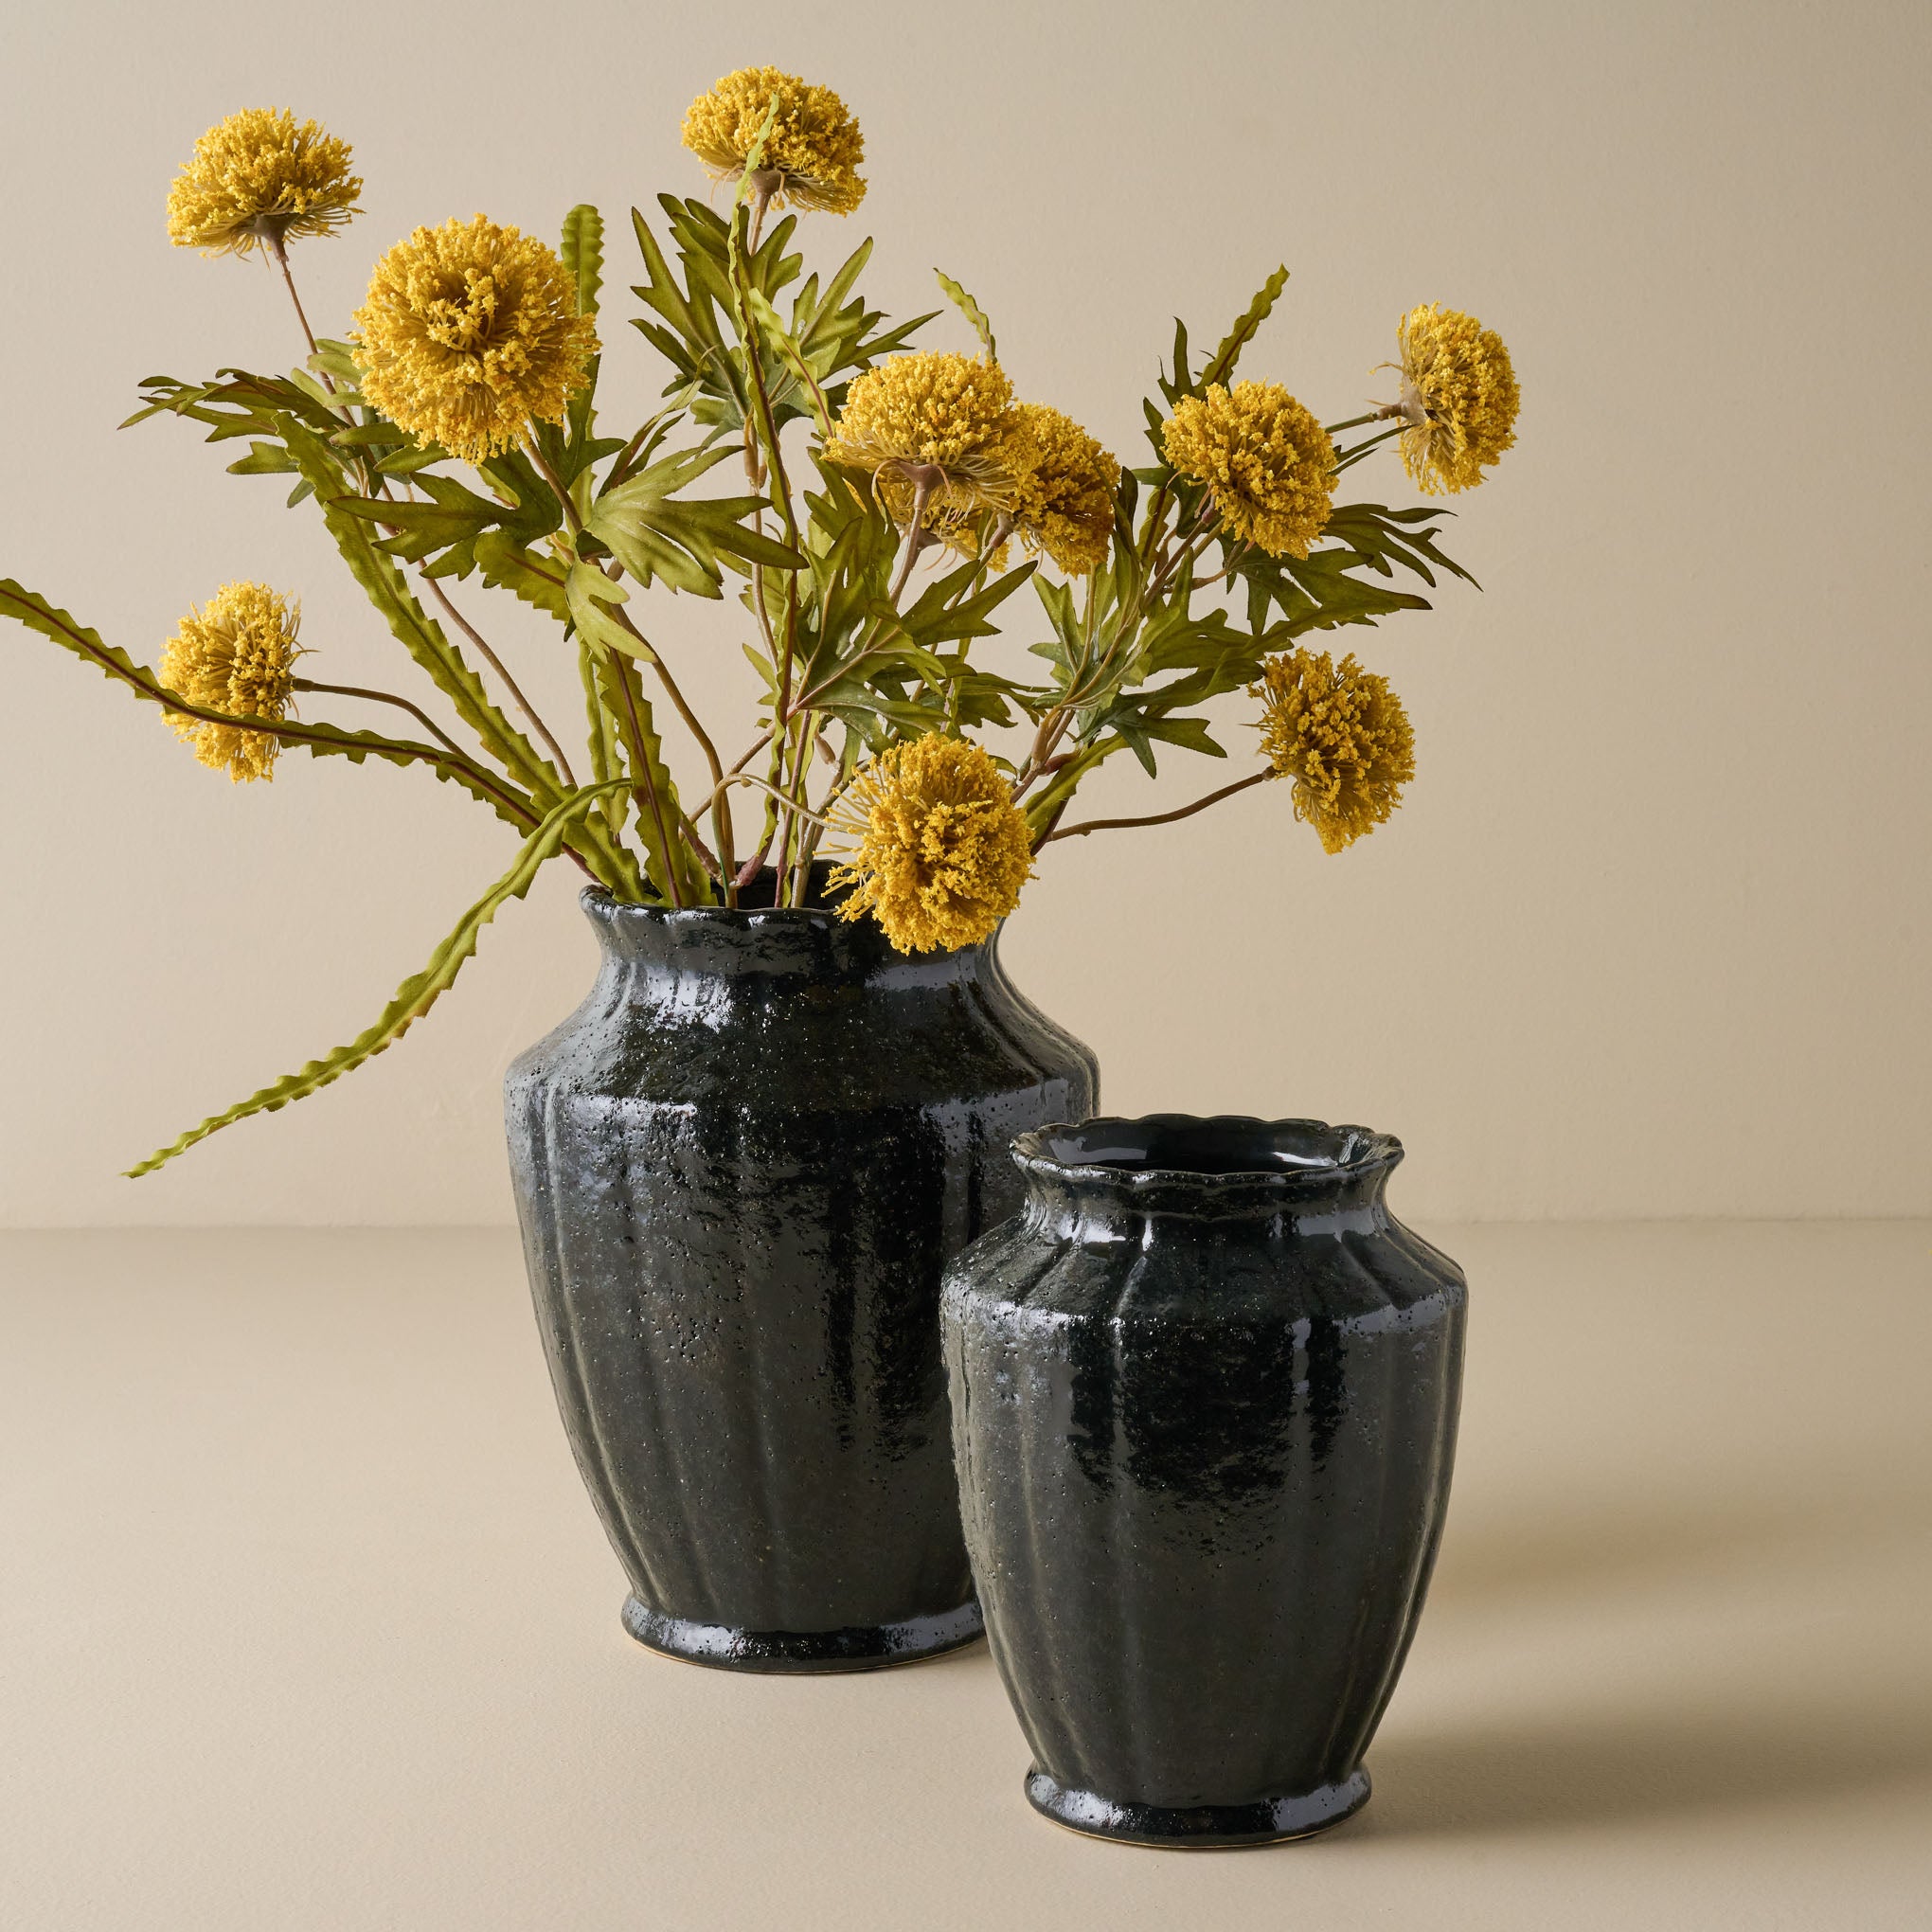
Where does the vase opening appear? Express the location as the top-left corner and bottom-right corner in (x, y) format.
(723, 861), (846, 911)
(1021, 1114), (1398, 1180)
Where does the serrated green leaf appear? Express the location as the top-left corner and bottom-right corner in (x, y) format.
(561, 204), (604, 318)
(277, 423), (565, 806)
(0, 577), (539, 832)
(934, 268), (997, 364)
(123, 778), (635, 1177)
(474, 530), (571, 620)
(1201, 266), (1289, 388)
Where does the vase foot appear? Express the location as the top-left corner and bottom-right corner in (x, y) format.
(1023, 1766), (1371, 1848)
(620, 1595), (984, 1673)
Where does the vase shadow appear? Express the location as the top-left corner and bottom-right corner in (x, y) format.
(1358, 1692), (1932, 1840)
(1356, 1482), (1932, 1841)
(1426, 1472), (1932, 1611)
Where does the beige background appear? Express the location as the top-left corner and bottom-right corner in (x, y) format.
(1, 0), (1927, 1226)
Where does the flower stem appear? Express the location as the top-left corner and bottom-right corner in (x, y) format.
(266, 232), (322, 363)
(1322, 408), (1405, 436)
(1039, 768), (1274, 845)
(1331, 423), (1406, 475)
(418, 573), (579, 787)
(292, 677), (468, 760)
(710, 770), (839, 832)
(888, 478), (936, 602)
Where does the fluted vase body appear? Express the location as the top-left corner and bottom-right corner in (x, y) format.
(943, 1115), (1465, 1842)
(505, 878), (1098, 1673)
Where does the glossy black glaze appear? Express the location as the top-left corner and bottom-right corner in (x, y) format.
(504, 869), (1098, 1673)
(942, 1115), (1465, 1840)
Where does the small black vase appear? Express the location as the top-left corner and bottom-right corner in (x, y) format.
(504, 870), (1097, 1673)
(943, 1115), (1465, 1843)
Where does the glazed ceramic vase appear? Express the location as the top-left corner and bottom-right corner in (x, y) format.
(504, 870), (1097, 1673)
(943, 1115), (1465, 1843)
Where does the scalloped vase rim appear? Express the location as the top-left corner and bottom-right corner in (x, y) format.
(1012, 1113), (1404, 1190)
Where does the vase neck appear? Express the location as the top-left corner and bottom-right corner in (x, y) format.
(581, 887), (998, 993)
(1013, 1116), (1402, 1241)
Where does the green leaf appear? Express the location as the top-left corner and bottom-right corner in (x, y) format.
(0, 577), (539, 832)
(585, 444), (803, 597)
(123, 778), (634, 1177)
(278, 423), (564, 804)
(743, 284), (835, 438)
(225, 440), (298, 477)
(1229, 541), (1432, 638)
(474, 531), (571, 620)
(584, 637), (700, 904)
(565, 562), (643, 658)
(338, 472), (530, 574)
(934, 268), (997, 364)
(1323, 502), (1479, 591)
(1201, 265), (1289, 389)
(561, 204), (604, 318)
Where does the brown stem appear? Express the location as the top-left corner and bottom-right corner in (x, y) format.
(603, 603), (729, 832)
(266, 232), (322, 364)
(1040, 768), (1274, 844)
(729, 727), (775, 777)
(711, 771), (837, 831)
(293, 677), (467, 760)
(418, 572), (578, 786)
(671, 805), (723, 883)
(1147, 504), (1219, 602)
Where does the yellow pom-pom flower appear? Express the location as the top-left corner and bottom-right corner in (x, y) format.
(1253, 648), (1414, 853)
(682, 66), (867, 216)
(165, 107), (362, 258)
(1389, 303), (1520, 495)
(1162, 382), (1336, 559)
(1006, 403), (1119, 576)
(352, 216), (599, 465)
(825, 351), (1020, 528)
(830, 735), (1034, 954)
(158, 581), (303, 784)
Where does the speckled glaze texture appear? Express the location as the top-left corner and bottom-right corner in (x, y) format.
(504, 872), (1098, 1673)
(942, 1115), (1465, 1842)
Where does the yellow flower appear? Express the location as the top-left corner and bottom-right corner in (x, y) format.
(1253, 648), (1414, 853)
(165, 108), (362, 258)
(158, 581), (303, 783)
(681, 66), (867, 215)
(831, 735), (1033, 953)
(1389, 303), (1520, 495)
(825, 351), (1019, 528)
(1162, 383), (1335, 559)
(1005, 403), (1119, 576)
(352, 216), (598, 464)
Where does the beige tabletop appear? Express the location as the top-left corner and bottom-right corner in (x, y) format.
(3, 1223), (1928, 1931)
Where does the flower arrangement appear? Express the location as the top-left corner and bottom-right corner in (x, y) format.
(1, 74), (1519, 1175)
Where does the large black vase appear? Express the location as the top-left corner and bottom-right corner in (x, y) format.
(942, 1115), (1465, 1844)
(504, 872), (1098, 1673)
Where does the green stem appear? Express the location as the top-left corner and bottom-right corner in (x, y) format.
(1331, 423), (1406, 474)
